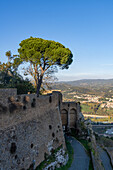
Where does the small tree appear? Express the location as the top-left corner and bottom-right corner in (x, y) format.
(14, 37), (73, 96)
(0, 52), (35, 94)
(5, 51), (12, 62)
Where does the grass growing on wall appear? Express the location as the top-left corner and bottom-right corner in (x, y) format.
(36, 145), (62, 170)
(36, 140), (74, 170)
(56, 140), (74, 170)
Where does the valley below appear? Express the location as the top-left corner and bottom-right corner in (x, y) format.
(51, 79), (113, 123)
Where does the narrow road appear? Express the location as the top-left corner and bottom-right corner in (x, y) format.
(92, 125), (113, 127)
(83, 114), (109, 118)
(97, 146), (112, 170)
(67, 136), (90, 170)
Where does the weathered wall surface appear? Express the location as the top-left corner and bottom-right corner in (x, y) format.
(0, 89), (65, 170)
(0, 88), (17, 106)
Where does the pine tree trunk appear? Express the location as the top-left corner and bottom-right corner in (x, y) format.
(37, 75), (43, 97)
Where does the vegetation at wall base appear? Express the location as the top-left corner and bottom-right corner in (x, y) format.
(56, 140), (74, 170)
(88, 160), (94, 170)
(36, 145), (62, 170)
(36, 140), (73, 170)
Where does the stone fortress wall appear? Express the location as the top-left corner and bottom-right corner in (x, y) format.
(61, 101), (82, 130)
(0, 89), (81, 170)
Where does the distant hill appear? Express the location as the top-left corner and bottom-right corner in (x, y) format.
(51, 83), (94, 94)
(51, 79), (113, 98)
(60, 79), (113, 87)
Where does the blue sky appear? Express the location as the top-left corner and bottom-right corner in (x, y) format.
(0, 0), (113, 81)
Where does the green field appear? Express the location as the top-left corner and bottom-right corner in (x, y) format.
(81, 103), (113, 117)
(81, 104), (92, 113)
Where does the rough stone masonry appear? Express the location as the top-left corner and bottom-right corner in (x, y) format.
(0, 89), (81, 169)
